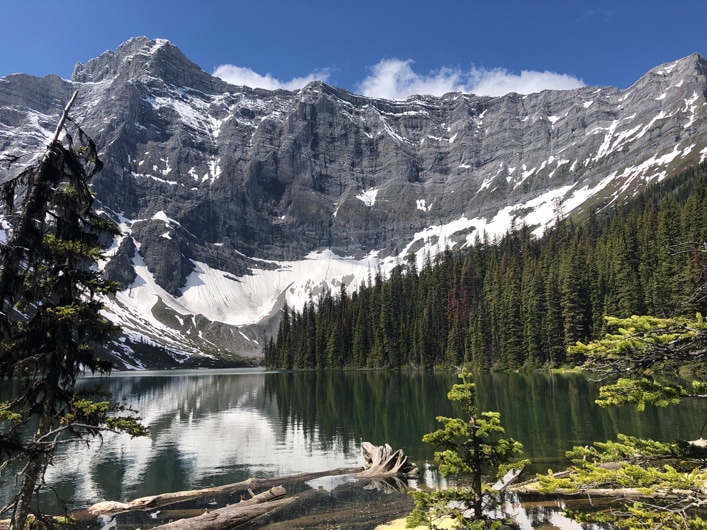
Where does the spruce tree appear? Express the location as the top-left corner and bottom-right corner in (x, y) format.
(0, 93), (146, 529)
(444, 317), (463, 367)
(542, 264), (566, 366)
(351, 302), (368, 368)
(465, 305), (491, 370)
(498, 262), (523, 369)
(274, 301), (292, 369)
(521, 260), (545, 368)
(408, 369), (528, 528)
(653, 196), (685, 316)
(560, 240), (591, 348)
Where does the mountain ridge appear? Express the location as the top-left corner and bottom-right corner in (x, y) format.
(2, 38), (707, 367)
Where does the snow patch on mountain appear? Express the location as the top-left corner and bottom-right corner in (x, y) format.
(416, 199), (433, 212)
(356, 188), (379, 207)
(139, 250), (378, 327)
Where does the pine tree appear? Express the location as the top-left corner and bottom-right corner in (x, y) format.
(465, 303), (491, 370)
(498, 259), (524, 368)
(408, 369), (528, 528)
(0, 93), (147, 528)
(377, 280), (397, 368)
(325, 323), (340, 368)
(560, 239), (591, 348)
(304, 298), (317, 368)
(521, 259), (545, 368)
(652, 195), (684, 316)
(444, 317), (463, 367)
(275, 301), (292, 369)
(351, 301), (369, 368)
(536, 259), (562, 366)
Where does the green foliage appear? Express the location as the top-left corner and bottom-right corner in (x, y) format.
(565, 434), (679, 466)
(267, 162), (707, 371)
(569, 314), (704, 367)
(61, 397), (148, 438)
(0, 403), (22, 424)
(538, 434), (707, 528)
(540, 308), (707, 527)
(595, 377), (687, 410)
(408, 369), (528, 528)
(565, 503), (707, 530)
(407, 489), (506, 530)
(569, 314), (706, 410)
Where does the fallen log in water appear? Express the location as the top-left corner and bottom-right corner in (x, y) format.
(7, 445), (414, 529)
(152, 486), (294, 530)
(87, 466), (362, 516)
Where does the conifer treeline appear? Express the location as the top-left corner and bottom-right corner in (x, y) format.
(264, 164), (707, 370)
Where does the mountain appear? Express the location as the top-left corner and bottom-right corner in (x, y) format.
(1, 37), (706, 368)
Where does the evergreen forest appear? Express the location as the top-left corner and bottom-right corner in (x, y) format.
(264, 163), (707, 371)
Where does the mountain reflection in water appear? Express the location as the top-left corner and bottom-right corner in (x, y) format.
(0, 369), (704, 529)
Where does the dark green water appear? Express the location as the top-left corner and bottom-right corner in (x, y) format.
(1, 369), (704, 522)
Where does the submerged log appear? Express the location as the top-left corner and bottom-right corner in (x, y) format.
(491, 468), (522, 492)
(87, 466), (361, 516)
(152, 486), (293, 530)
(356, 442), (418, 478)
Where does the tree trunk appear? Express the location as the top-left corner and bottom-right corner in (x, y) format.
(10, 382), (57, 529)
(87, 466), (362, 516)
(471, 427), (483, 520)
(152, 486), (291, 530)
(10, 454), (46, 529)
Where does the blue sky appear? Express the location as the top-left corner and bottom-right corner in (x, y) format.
(1, 1), (705, 99)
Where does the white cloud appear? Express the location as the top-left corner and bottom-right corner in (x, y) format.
(212, 59), (585, 99)
(356, 58), (585, 100)
(212, 64), (330, 91)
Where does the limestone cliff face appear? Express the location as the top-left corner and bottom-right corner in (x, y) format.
(2, 37), (707, 365)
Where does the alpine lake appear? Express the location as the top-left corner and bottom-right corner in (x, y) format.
(1, 369), (705, 529)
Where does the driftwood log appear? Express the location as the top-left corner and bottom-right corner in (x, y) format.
(87, 466), (361, 516)
(7, 445), (415, 530)
(151, 486), (293, 530)
(356, 442), (418, 478)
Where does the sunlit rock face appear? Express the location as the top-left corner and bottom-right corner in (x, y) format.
(2, 37), (707, 365)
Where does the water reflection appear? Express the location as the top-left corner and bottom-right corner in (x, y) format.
(36, 370), (364, 507)
(0, 369), (704, 527)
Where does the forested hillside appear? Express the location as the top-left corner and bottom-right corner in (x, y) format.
(265, 163), (707, 370)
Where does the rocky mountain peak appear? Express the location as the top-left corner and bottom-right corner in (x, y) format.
(672, 52), (707, 86)
(71, 36), (221, 93)
(626, 52), (707, 94)
(662, 52), (707, 75)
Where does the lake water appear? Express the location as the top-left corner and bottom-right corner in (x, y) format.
(1, 369), (705, 528)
